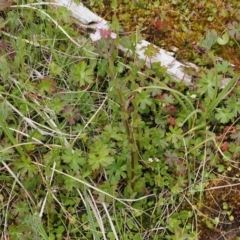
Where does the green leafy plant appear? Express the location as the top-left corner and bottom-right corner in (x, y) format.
(70, 60), (94, 87)
(198, 29), (218, 51)
(1, 1), (240, 240)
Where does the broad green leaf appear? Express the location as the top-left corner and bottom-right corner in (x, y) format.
(198, 29), (218, 50)
(217, 32), (229, 45)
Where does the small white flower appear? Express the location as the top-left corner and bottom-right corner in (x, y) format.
(90, 30), (101, 42)
(96, 21), (108, 30)
(190, 94), (197, 99)
(110, 32), (117, 39)
(154, 157), (159, 162)
(148, 158), (153, 163)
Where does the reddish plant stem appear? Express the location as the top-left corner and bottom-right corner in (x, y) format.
(107, 56), (136, 188)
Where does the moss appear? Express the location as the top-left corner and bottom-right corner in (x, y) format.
(90, 0), (240, 69)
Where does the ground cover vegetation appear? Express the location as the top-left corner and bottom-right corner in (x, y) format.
(0, 0), (240, 239)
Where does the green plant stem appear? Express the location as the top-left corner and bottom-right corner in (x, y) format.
(107, 56), (138, 189)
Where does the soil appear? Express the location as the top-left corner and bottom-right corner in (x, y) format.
(198, 169), (240, 239)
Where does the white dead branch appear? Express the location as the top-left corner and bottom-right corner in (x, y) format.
(53, 0), (104, 26)
(135, 40), (193, 84)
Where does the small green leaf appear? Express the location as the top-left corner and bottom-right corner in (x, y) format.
(111, 0), (117, 9)
(49, 61), (62, 75)
(217, 164), (225, 172)
(62, 149), (85, 171)
(143, 43), (160, 58)
(89, 142), (115, 170)
(207, 16), (214, 22)
(217, 32), (229, 45)
(197, 69), (221, 99)
(198, 29), (218, 50)
(215, 108), (234, 123)
(71, 61), (93, 86)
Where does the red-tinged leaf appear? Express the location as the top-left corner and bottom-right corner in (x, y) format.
(154, 19), (167, 31)
(163, 105), (177, 115)
(155, 94), (164, 100)
(168, 116), (176, 126)
(8, 50), (16, 60)
(25, 92), (40, 101)
(216, 134), (225, 141)
(0, 0), (11, 10)
(0, 40), (8, 51)
(0, 40), (16, 60)
(61, 105), (81, 126)
(221, 142), (228, 151)
(199, 104), (206, 112)
(192, 42), (206, 54)
(224, 126), (236, 134)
